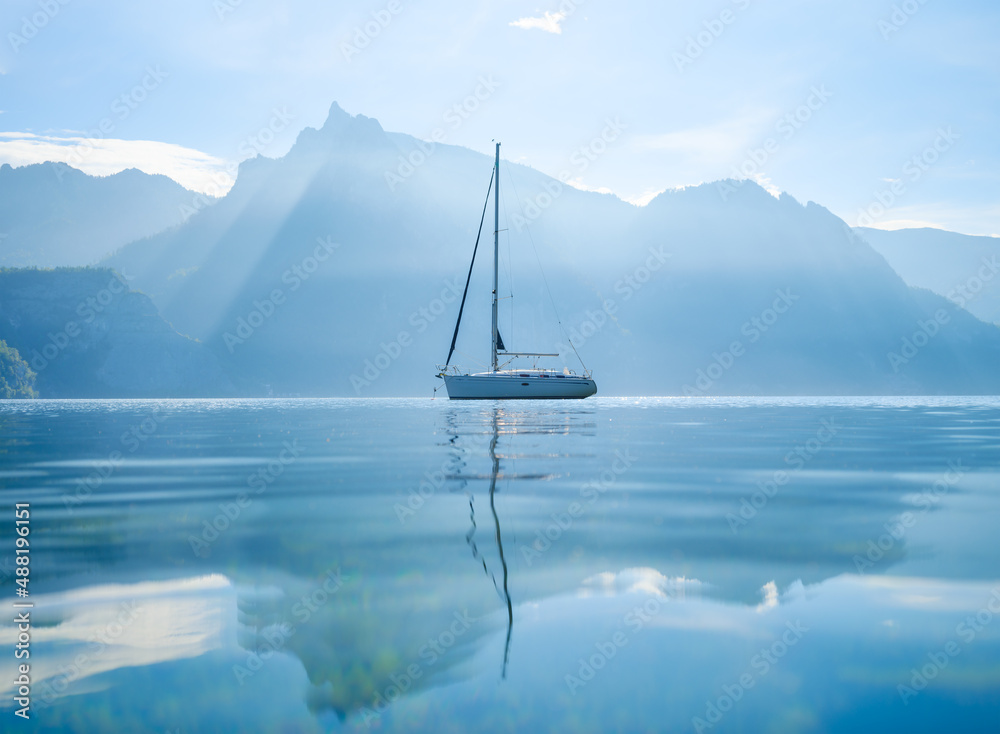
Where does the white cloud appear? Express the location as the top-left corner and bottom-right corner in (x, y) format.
(0, 132), (235, 196)
(510, 11), (567, 34)
(864, 218), (946, 231)
(623, 188), (666, 207)
(633, 112), (774, 166)
(563, 176), (616, 196)
(751, 173), (782, 199)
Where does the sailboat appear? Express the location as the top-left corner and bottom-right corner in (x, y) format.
(437, 142), (597, 400)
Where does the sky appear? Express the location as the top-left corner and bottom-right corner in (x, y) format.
(1, 0), (998, 235)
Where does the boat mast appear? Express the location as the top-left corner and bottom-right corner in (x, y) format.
(492, 142), (500, 373)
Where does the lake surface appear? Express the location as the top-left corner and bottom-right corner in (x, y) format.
(2, 397), (999, 732)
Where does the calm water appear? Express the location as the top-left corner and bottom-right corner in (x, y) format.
(1, 397), (999, 732)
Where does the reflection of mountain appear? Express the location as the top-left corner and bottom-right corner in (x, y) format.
(265, 408), (522, 718)
(7, 399), (996, 729)
(267, 400), (963, 722)
(229, 565), (498, 721)
(428, 402), (922, 607)
(99, 103), (1000, 396)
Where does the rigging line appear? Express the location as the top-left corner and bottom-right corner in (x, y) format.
(497, 155), (515, 348)
(503, 162), (590, 373)
(505, 159), (514, 348)
(445, 168), (495, 367)
(504, 221), (513, 347)
(453, 349), (489, 371)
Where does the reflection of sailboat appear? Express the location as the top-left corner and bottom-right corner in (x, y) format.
(437, 143), (597, 399)
(463, 408), (514, 677)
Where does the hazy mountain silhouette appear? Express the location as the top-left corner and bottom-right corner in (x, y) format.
(857, 226), (1000, 325)
(0, 162), (203, 267)
(0, 268), (234, 397)
(90, 102), (1000, 396)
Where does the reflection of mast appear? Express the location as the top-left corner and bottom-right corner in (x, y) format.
(488, 409), (514, 679)
(458, 407), (514, 679)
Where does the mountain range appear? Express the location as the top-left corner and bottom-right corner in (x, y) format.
(0, 268), (233, 397)
(857, 226), (1000, 325)
(2, 102), (999, 397)
(0, 162), (203, 267)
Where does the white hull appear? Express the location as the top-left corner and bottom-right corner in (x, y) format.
(443, 372), (597, 400)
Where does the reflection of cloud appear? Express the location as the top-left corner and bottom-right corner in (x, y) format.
(0, 574), (235, 703)
(581, 567), (702, 599)
(510, 11), (566, 34)
(756, 580), (779, 612)
(857, 575), (1000, 612)
(0, 132), (233, 196)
